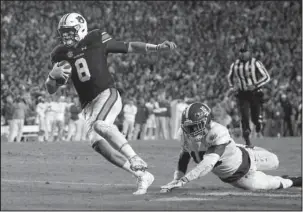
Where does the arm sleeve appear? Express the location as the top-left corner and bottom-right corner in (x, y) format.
(177, 150), (191, 174)
(184, 153), (220, 182)
(102, 32), (128, 54)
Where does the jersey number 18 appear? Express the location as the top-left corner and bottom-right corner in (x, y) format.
(75, 58), (91, 82)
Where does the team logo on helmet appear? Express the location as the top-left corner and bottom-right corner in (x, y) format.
(76, 16), (85, 23)
(200, 106), (210, 115)
(67, 51), (73, 58)
(194, 111), (204, 119)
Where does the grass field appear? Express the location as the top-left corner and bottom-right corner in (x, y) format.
(1, 137), (302, 210)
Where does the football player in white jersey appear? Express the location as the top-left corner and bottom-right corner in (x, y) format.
(160, 102), (301, 193)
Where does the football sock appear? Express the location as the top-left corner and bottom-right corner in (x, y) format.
(122, 160), (144, 178)
(119, 142), (137, 160)
(94, 122), (137, 159)
(92, 139), (126, 168)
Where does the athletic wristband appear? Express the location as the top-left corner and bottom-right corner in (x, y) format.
(146, 43), (160, 52)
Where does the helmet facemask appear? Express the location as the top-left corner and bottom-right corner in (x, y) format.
(182, 116), (209, 141)
(58, 27), (79, 47)
(181, 103), (212, 142)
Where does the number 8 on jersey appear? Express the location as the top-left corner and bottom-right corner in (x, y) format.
(75, 58), (91, 82)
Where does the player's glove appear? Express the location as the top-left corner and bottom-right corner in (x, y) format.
(160, 177), (188, 193)
(49, 62), (70, 81)
(157, 41), (177, 50)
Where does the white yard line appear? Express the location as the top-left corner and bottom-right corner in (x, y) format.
(2, 160), (156, 168)
(1, 179), (134, 187)
(152, 191), (301, 202)
(152, 197), (217, 201)
(192, 191), (301, 198)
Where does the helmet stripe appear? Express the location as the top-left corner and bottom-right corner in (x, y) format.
(60, 14), (68, 26)
(185, 103), (194, 119)
(63, 13), (71, 25)
(201, 103), (211, 112)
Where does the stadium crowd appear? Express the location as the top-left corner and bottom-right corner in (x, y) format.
(1, 1), (302, 141)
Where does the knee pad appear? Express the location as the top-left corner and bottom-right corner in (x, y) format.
(93, 120), (117, 138)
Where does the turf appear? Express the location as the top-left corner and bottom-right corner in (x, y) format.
(1, 137), (302, 210)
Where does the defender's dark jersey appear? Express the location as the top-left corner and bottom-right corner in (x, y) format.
(50, 29), (128, 108)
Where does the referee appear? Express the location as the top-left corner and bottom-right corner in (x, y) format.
(227, 44), (270, 147)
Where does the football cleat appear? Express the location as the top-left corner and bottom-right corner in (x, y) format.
(282, 175), (302, 187)
(129, 155), (148, 171)
(133, 171), (154, 195)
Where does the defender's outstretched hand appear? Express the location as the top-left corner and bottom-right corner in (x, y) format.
(158, 41), (177, 50)
(160, 179), (185, 193)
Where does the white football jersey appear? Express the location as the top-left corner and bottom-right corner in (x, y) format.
(178, 121), (244, 179)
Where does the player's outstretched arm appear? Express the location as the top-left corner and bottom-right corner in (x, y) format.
(161, 153), (219, 192)
(127, 40), (177, 53)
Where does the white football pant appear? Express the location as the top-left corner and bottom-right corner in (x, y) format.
(231, 146), (293, 190)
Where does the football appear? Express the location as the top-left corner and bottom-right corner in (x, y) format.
(56, 60), (72, 85)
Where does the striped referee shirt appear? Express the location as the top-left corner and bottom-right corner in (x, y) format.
(227, 58), (270, 91)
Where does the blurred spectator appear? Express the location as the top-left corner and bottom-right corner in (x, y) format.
(212, 102), (232, 128)
(145, 98), (158, 140)
(0, 1), (301, 138)
(171, 99), (189, 139)
(8, 96), (28, 143)
(45, 96), (55, 141)
(65, 96), (85, 142)
(280, 93), (294, 136)
(154, 93), (170, 140)
(49, 96), (67, 141)
(122, 99), (137, 140)
(264, 101), (283, 137)
(132, 97), (149, 140)
(3, 95), (14, 126)
(36, 96), (48, 142)
(294, 103), (302, 136)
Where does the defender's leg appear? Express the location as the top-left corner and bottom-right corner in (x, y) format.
(247, 146), (280, 171)
(231, 170), (295, 190)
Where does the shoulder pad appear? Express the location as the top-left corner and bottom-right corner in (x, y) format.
(206, 122), (231, 146)
(85, 29), (112, 44)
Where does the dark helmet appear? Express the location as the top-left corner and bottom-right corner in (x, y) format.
(181, 102), (212, 139)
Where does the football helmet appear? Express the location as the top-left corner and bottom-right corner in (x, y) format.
(58, 13), (88, 47)
(181, 102), (212, 141)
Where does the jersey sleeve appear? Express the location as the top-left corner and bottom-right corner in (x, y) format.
(102, 32), (128, 54)
(206, 122), (232, 146)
